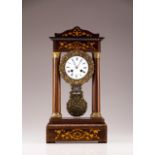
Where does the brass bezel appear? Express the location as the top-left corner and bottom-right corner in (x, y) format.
(59, 51), (94, 85)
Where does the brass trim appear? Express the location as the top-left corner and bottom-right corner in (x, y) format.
(52, 52), (60, 58)
(59, 50), (94, 85)
(51, 112), (62, 118)
(91, 112), (102, 118)
(93, 52), (100, 59)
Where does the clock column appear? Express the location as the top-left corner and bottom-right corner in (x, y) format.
(91, 52), (102, 117)
(51, 51), (62, 118)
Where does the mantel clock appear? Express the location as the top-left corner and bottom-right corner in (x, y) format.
(46, 26), (107, 143)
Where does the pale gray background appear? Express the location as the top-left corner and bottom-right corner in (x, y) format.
(23, 0), (132, 146)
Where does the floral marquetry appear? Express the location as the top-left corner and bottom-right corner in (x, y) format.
(55, 26), (99, 38)
(54, 129), (100, 141)
(58, 41), (97, 51)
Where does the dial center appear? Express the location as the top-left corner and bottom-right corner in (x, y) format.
(65, 56), (89, 80)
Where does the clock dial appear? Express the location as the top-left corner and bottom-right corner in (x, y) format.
(65, 56), (89, 80)
(59, 51), (94, 85)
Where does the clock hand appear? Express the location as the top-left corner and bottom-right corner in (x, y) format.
(77, 59), (83, 68)
(71, 59), (77, 67)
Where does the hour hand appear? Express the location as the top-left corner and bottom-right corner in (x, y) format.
(71, 59), (76, 67)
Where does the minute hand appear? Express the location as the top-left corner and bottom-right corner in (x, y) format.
(77, 59), (83, 68)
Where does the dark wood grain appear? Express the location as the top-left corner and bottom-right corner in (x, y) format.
(46, 118), (107, 143)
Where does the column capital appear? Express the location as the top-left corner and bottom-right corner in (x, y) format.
(93, 52), (100, 59)
(52, 51), (61, 58)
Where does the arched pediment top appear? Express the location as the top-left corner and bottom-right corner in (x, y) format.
(54, 26), (100, 38)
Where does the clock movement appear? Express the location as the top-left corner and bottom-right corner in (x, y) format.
(46, 26), (107, 143)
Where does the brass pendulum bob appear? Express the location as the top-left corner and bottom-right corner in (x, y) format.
(67, 85), (87, 116)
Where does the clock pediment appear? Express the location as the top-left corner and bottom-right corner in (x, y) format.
(50, 26), (104, 52)
(55, 26), (99, 38)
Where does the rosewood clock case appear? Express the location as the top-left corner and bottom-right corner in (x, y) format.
(46, 26), (107, 143)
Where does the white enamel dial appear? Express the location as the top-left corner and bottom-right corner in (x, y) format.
(65, 56), (89, 80)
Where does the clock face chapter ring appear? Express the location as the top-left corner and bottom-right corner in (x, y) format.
(59, 51), (94, 85)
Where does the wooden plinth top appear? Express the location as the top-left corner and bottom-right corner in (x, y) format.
(49, 117), (106, 124)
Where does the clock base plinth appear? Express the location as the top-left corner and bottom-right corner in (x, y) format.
(46, 117), (107, 143)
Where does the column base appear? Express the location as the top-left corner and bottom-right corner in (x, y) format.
(91, 112), (102, 118)
(51, 112), (62, 118)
